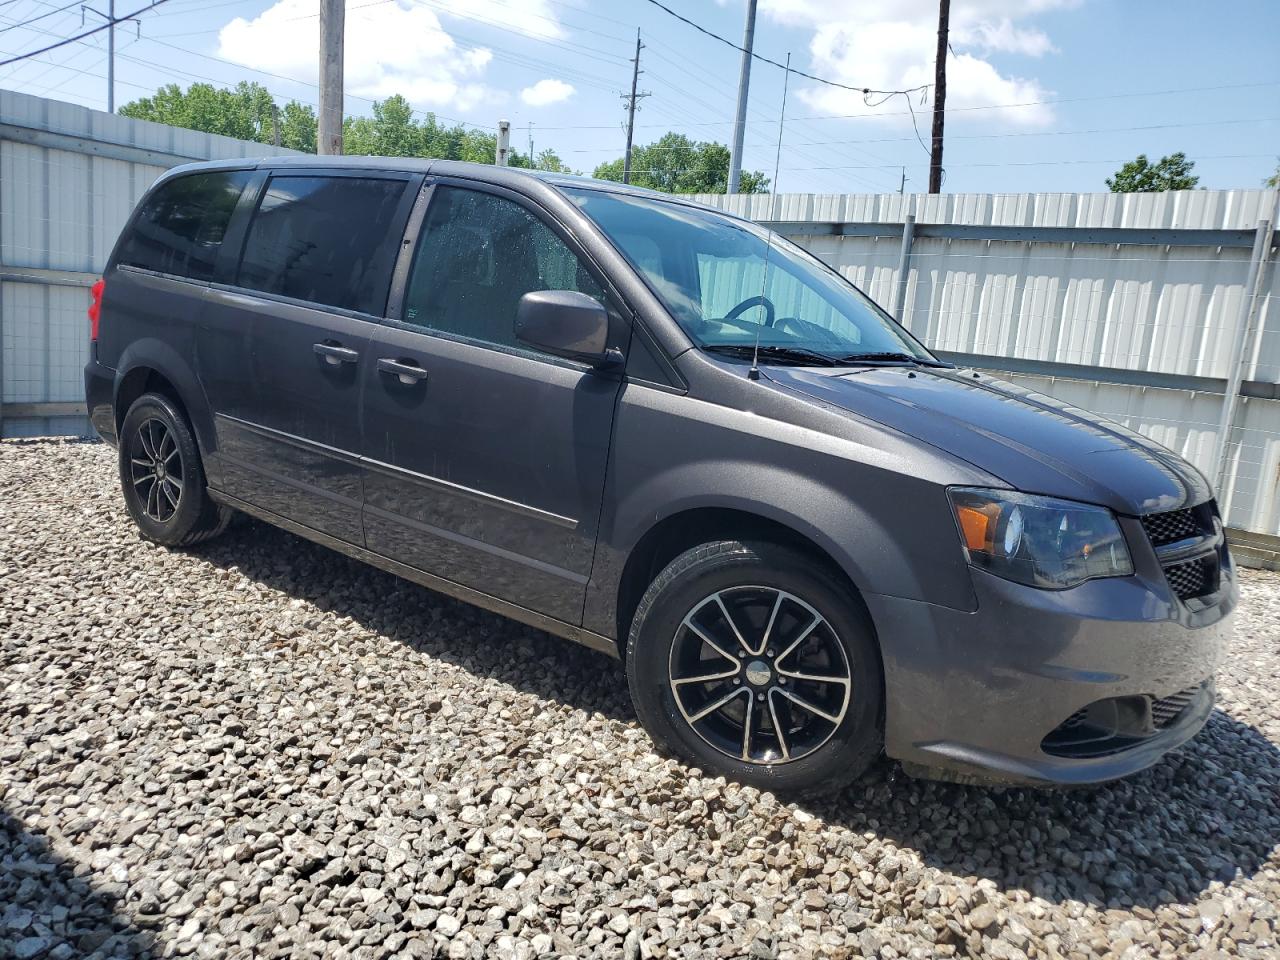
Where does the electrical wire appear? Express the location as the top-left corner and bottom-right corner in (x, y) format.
(0, 0), (80, 34)
(531, 80), (1280, 131)
(640, 0), (930, 100)
(0, 0), (168, 65)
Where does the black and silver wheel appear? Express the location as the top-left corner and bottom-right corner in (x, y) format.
(627, 540), (883, 795)
(128, 416), (184, 523)
(118, 392), (232, 547)
(670, 587), (852, 765)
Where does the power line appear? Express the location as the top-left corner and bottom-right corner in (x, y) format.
(137, 34), (493, 129)
(641, 39), (895, 191)
(764, 116), (1280, 152)
(640, 0), (930, 100)
(0, 0), (167, 66)
(0, 0), (80, 34)
(529, 79), (1280, 130)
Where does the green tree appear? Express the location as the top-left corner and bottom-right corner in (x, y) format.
(592, 133), (769, 194)
(1106, 152), (1199, 192)
(120, 81), (278, 143)
(278, 101), (317, 153)
(119, 84), (535, 167)
(1265, 158), (1280, 188)
(533, 148), (577, 174)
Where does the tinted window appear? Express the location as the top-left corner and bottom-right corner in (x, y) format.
(238, 176), (407, 315)
(116, 171), (251, 281)
(566, 187), (934, 362)
(403, 186), (603, 350)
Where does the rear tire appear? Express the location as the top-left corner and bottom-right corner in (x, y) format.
(118, 392), (232, 547)
(626, 540), (883, 797)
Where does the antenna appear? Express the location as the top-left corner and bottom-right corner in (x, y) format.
(748, 52), (791, 382)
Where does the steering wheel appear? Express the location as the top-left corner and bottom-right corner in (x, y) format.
(722, 295), (776, 329)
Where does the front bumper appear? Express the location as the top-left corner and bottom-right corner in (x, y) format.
(867, 557), (1236, 786)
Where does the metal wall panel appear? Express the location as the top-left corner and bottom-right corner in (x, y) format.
(0, 90), (301, 438)
(4, 91), (1277, 537)
(693, 189), (1280, 536)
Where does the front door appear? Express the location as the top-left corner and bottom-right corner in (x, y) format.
(207, 171), (417, 544)
(360, 182), (626, 624)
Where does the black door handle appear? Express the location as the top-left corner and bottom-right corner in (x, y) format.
(377, 357), (428, 385)
(314, 341), (359, 365)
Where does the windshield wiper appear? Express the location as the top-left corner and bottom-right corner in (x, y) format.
(836, 351), (950, 367)
(703, 344), (839, 366)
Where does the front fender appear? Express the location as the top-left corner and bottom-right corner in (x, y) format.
(582, 384), (986, 639)
(613, 463), (924, 603)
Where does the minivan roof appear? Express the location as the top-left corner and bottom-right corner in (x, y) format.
(158, 156), (749, 222)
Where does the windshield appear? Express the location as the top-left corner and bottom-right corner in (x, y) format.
(564, 187), (936, 363)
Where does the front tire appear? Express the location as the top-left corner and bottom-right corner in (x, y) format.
(627, 540), (883, 796)
(118, 392), (231, 547)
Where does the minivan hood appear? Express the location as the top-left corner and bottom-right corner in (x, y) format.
(763, 365), (1211, 515)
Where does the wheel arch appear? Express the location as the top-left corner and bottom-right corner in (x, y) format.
(113, 339), (217, 470)
(614, 504), (876, 659)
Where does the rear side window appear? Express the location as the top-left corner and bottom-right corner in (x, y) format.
(115, 170), (251, 281)
(237, 175), (407, 315)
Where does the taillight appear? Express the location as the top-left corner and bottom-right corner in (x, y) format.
(88, 278), (105, 341)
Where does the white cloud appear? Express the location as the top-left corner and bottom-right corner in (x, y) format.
(758, 0), (1077, 126)
(217, 0), (566, 113)
(447, 0), (565, 42)
(519, 78), (575, 107)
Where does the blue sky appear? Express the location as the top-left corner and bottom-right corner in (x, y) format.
(1, 0), (1276, 195)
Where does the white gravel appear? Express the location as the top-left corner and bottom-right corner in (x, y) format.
(2, 437), (1279, 960)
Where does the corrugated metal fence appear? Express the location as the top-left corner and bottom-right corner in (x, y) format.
(691, 190), (1280, 542)
(0, 90), (299, 437)
(2, 90), (1277, 542)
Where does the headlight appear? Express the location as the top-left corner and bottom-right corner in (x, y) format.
(947, 488), (1133, 589)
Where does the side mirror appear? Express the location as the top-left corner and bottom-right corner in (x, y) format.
(515, 290), (621, 368)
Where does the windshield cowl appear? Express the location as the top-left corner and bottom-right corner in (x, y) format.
(702, 344), (952, 370)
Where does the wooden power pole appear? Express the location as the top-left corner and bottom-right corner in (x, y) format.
(621, 29), (650, 184)
(928, 0), (949, 193)
(727, 0), (757, 194)
(318, 0), (344, 155)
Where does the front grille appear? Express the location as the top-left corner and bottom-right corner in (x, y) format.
(1141, 508), (1199, 546)
(1165, 557), (1211, 600)
(1151, 684), (1201, 729)
(1140, 503), (1223, 603)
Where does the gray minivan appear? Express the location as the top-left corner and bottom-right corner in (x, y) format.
(85, 158), (1235, 793)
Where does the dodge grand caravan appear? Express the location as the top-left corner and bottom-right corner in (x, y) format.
(85, 158), (1236, 792)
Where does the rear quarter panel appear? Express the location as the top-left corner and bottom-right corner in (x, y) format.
(106, 269), (218, 480)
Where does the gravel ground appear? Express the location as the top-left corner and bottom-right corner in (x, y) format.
(2, 437), (1279, 960)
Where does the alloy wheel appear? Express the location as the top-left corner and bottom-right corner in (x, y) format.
(668, 586), (852, 765)
(129, 417), (183, 522)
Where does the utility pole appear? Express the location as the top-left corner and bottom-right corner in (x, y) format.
(528, 121), (534, 168)
(107, 0), (114, 112)
(318, 0), (344, 155)
(727, 0), (758, 195)
(81, 0), (140, 112)
(496, 119), (511, 166)
(621, 29), (650, 184)
(928, 0), (950, 193)
(899, 167), (907, 194)
(272, 103), (281, 148)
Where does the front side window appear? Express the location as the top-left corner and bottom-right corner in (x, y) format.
(402, 186), (603, 351)
(565, 187), (935, 363)
(237, 175), (407, 315)
(116, 170), (251, 281)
